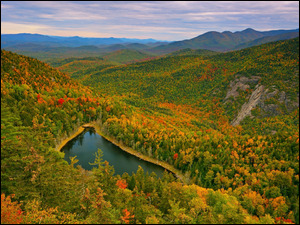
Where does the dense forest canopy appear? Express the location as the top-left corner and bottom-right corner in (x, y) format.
(1, 38), (299, 224)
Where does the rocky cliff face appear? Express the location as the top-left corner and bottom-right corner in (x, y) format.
(224, 76), (260, 101)
(231, 84), (264, 126)
(224, 75), (299, 126)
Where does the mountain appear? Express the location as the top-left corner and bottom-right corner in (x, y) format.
(46, 49), (156, 79)
(124, 43), (151, 51)
(165, 48), (218, 57)
(148, 28), (299, 54)
(261, 28), (300, 36)
(1, 33), (61, 47)
(1, 33), (166, 48)
(101, 49), (156, 64)
(82, 37), (299, 124)
(3, 28), (298, 60)
(76, 39), (299, 224)
(233, 31), (300, 50)
(1, 37), (299, 224)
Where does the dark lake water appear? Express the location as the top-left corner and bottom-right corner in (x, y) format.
(61, 128), (167, 177)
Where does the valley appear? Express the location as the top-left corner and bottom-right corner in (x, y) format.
(1, 33), (299, 224)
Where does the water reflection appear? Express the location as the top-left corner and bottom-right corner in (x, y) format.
(61, 128), (167, 178)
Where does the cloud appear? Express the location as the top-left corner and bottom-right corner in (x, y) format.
(1, 1), (299, 40)
(0, 21), (112, 38)
(1, 22), (53, 34)
(1, 2), (12, 9)
(37, 11), (106, 21)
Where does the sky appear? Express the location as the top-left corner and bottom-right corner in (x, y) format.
(1, 1), (299, 41)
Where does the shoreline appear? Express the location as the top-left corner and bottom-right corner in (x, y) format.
(55, 126), (86, 152)
(56, 122), (187, 183)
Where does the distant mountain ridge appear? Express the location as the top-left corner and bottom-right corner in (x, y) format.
(148, 28), (299, 53)
(233, 31), (299, 50)
(1, 33), (164, 48)
(1, 28), (298, 58)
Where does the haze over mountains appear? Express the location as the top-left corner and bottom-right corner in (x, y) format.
(1, 33), (162, 48)
(2, 28), (298, 56)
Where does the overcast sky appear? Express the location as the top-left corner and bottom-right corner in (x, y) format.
(1, 1), (299, 41)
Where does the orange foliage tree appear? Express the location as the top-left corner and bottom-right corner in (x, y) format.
(121, 208), (135, 224)
(1, 193), (24, 224)
(116, 179), (128, 189)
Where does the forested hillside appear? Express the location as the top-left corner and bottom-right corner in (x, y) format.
(1, 38), (299, 224)
(46, 56), (119, 80)
(72, 38), (299, 221)
(82, 38), (299, 121)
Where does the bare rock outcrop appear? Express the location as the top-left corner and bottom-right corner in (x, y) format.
(230, 85), (299, 126)
(224, 76), (260, 101)
(223, 74), (298, 126)
(231, 84), (264, 126)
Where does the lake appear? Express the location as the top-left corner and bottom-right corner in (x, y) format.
(61, 127), (167, 177)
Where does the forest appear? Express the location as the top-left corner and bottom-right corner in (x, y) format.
(1, 38), (299, 224)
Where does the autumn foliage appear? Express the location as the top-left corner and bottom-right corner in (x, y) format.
(116, 179), (128, 189)
(121, 208), (135, 224)
(58, 98), (65, 105)
(1, 194), (24, 224)
(173, 153), (178, 160)
(275, 217), (294, 224)
(1, 37), (299, 224)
